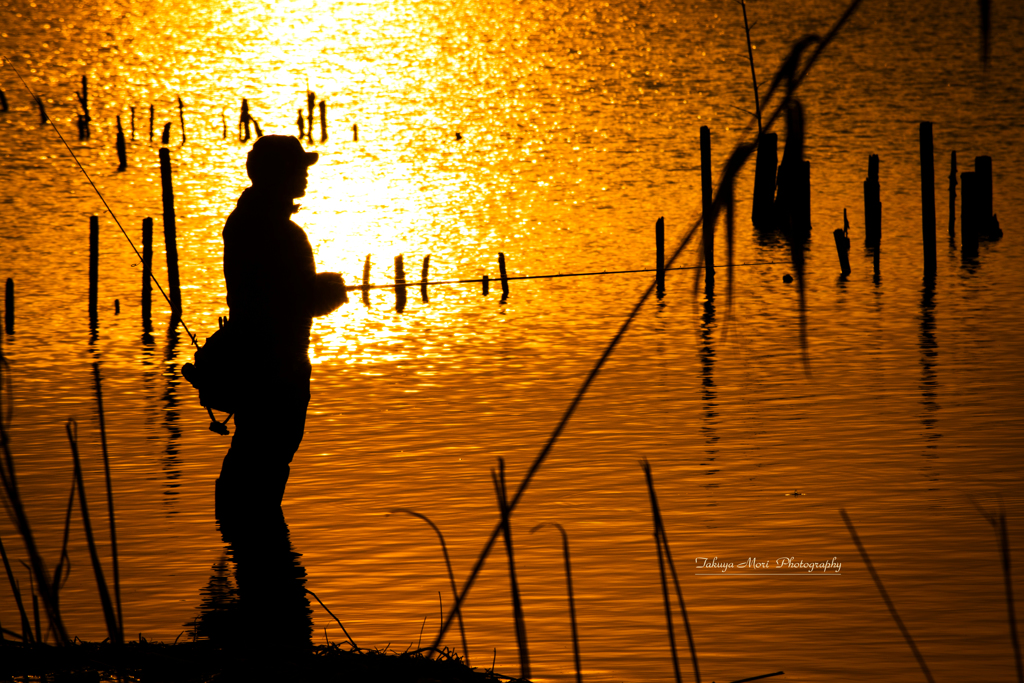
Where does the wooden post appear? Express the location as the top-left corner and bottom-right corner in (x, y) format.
(655, 217), (665, 295)
(0, 89), (8, 112)
(114, 299), (120, 315)
(352, 123), (358, 142)
(961, 171), (979, 256)
(221, 111), (227, 139)
(4, 278), (13, 335)
(177, 96), (186, 145)
(142, 217), (153, 332)
(130, 106), (135, 141)
(482, 274), (489, 296)
(297, 110), (305, 139)
(34, 95), (47, 126)
(240, 99), (251, 142)
(158, 148), (183, 321)
(362, 254), (371, 305)
(498, 253), (510, 300)
(319, 100), (327, 142)
(975, 155), (993, 238)
(700, 126), (713, 288)
(115, 116), (127, 172)
(834, 210), (851, 276)
(420, 255), (430, 303)
(149, 104), (154, 143)
(89, 215), (99, 329)
(864, 154), (881, 247)
(947, 151), (957, 240)
(752, 133), (777, 230)
(394, 254), (407, 312)
(161, 123), (171, 145)
(920, 122), (936, 277)
(306, 91), (315, 143)
(75, 76), (89, 139)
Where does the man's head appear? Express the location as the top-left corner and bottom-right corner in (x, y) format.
(246, 135), (319, 198)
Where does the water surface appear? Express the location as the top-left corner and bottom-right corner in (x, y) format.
(2, 0), (1024, 680)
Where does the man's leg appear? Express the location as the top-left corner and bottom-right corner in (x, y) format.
(215, 376), (310, 516)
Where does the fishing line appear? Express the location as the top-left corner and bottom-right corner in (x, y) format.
(2, 55), (198, 347)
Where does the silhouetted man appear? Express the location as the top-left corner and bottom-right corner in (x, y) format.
(215, 135), (346, 517)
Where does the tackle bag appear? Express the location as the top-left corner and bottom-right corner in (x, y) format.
(181, 317), (244, 435)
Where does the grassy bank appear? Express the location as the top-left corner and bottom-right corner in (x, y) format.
(1, 639), (520, 683)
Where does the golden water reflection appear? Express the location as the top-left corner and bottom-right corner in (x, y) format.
(1, 0), (1024, 680)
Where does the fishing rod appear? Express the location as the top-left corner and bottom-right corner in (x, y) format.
(1, 55), (198, 347)
(351, 260), (787, 292)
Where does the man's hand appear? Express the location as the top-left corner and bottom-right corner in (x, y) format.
(312, 271), (348, 316)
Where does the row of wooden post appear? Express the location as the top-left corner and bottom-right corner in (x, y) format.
(650, 126), (715, 296)
(296, 91), (329, 143)
(355, 250), (516, 312)
(80, 147), (181, 334)
(9, 123), (1004, 333)
(6, 83), (348, 172)
(829, 123), (1001, 278)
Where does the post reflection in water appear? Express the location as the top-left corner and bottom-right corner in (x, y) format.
(918, 278), (940, 458)
(698, 291), (719, 469)
(162, 326), (183, 510)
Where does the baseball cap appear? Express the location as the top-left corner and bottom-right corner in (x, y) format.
(246, 135), (319, 182)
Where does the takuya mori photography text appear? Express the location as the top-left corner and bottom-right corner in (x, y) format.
(695, 557), (843, 575)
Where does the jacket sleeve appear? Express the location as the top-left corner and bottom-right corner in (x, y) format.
(311, 272), (348, 317)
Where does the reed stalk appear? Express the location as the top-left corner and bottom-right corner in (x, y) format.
(642, 459), (701, 683)
(968, 498), (1023, 683)
(49, 477), (76, 626)
(66, 419), (121, 645)
(651, 495), (681, 683)
(738, 0), (762, 137)
(729, 673), (784, 683)
(92, 362), (122, 641)
(0, 532), (32, 642)
(998, 513), (1022, 683)
(22, 561), (41, 642)
(306, 587), (360, 650)
(531, 522), (583, 683)
(839, 510), (933, 683)
(492, 458), (530, 680)
(391, 509), (471, 666)
(0, 366), (69, 644)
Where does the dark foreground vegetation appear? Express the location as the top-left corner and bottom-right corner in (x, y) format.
(1, 640), (519, 683)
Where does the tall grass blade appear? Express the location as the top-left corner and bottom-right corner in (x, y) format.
(840, 510), (934, 683)
(1, 626), (25, 641)
(67, 418), (121, 645)
(531, 522), (584, 683)
(0, 534), (32, 643)
(967, 498), (1022, 683)
(739, 0), (762, 136)
(493, 458), (530, 680)
(0, 380), (68, 644)
(729, 672), (784, 683)
(52, 477), (76, 608)
(998, 513), (1022, 683)
(92, 362), (122, 641)
(391, 508), (471, 666)
(306, 587), (359, 650)
(21, 561), (41, 643)
(643, 459), (701, 683)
